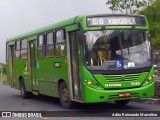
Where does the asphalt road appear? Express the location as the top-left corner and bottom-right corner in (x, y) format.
(0, 78), (160, 120)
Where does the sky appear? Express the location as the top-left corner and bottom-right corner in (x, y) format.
(0, 0), (111, 63)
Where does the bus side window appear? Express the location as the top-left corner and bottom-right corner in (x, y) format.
(37, 35), (45, 58)
(15, 40), (21, 59)
(21, 39), (28, 59)
(46, 32), (54, 57)
(55, 29), (66, 56)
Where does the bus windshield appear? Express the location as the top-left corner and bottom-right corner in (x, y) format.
(84, 29), (152, 70)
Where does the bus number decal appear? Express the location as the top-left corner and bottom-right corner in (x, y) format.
(88, 18), (104, 26)
(131, 82), (140, 86)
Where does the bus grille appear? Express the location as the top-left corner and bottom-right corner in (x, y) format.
(103, 73), (141, 82)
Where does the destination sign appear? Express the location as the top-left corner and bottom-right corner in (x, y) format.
(87, 16), (146, 26)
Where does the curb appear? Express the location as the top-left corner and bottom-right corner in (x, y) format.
(132, 98), (160, 104)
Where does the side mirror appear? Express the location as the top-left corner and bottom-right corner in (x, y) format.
(77, 31), (84, 44)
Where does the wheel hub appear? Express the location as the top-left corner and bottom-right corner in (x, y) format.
(61, 88), (69, 102)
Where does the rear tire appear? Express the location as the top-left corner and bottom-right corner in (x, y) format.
(19, 80), (31, 99)
(59, 82), (74, 109)
(115, 99), (130, 106)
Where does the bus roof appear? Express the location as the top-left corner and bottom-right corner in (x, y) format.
(6, 14), (146, 42)
(7, 15), (84, 42)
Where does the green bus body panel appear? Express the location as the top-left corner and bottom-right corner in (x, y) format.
(28, 35), (37, 41)
(13, 60), (31, 91)
(81, 66), (155, 103)
(66, 24), (79, 31)
(8, 41), (15, 45)
(37, 57), (68, 97)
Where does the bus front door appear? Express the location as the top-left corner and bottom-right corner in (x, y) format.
(69, 32), (82, 99)
(29, 40), (38, 90)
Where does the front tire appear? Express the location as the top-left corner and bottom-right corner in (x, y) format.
(115, 99), (130, 106)
(59, 82), (74, 109)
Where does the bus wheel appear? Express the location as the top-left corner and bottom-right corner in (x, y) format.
(114, 99), (130, 106)
(59, 82), (74, 108)
(19, 80), (30, 99)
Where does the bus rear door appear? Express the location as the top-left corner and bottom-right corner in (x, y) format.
(29, 40), (38, 91)
(8, 45), (15, 87)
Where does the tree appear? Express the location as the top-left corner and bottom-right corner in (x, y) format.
(2, 64), (6, 75)
(106, 0), (154, 14)
(0, 63), (6, 77)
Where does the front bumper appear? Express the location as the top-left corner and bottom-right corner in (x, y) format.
(82, 80), (155, 103)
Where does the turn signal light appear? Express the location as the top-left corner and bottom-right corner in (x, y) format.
(149, 76), (153, 81)
(87, 81), (93, 86)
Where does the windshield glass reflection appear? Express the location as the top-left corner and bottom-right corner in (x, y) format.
(84, 30), (152, 70)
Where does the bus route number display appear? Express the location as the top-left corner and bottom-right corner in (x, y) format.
(87, 16), (146, 26)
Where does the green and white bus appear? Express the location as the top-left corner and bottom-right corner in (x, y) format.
(6, 14), (155, 108)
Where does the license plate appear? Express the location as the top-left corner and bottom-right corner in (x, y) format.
(119, 92), (130, 97)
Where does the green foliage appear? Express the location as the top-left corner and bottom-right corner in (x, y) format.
(2, 64), (6, 75)
(106, 0), (153, 14)
(106, 0), (160, 46)
(139, 0), (160, 46)
(151, 36), (160, 46)
(0, 63), (6, 76)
